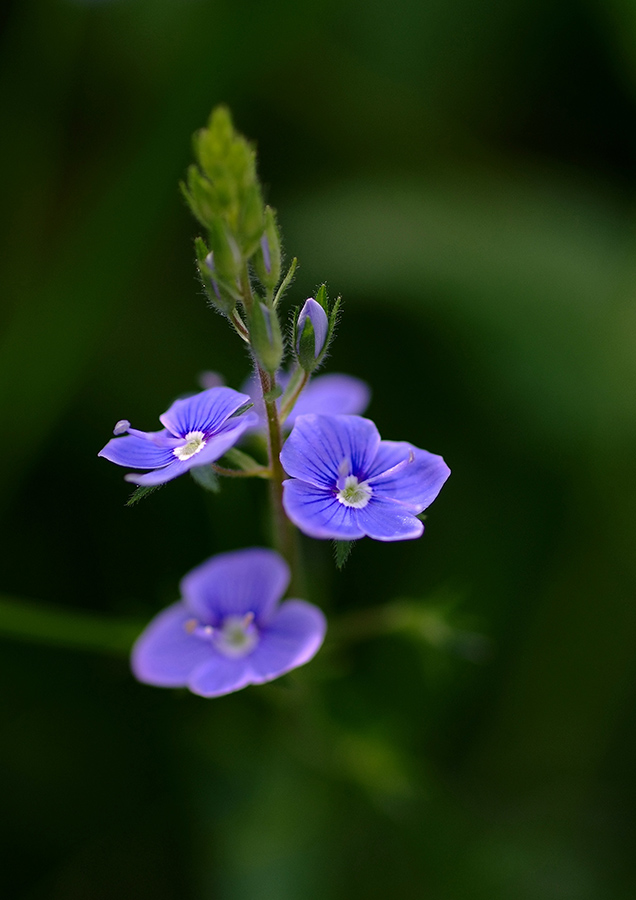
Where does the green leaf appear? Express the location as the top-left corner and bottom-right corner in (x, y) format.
(190, 466), (221, 493)
(334, 540), (355, 569)
(126, 485), (164, 507)
(228, 400), (254, 418)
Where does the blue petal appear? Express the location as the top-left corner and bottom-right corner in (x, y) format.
(98, 433), (176, 469)
(124, 459), (189, 486)
(287, 374), (371, 425)
(188, 656), (253, 698)
(280, 414), (380, 488)
(297, 298), (329, 358)
(282, 479), (365, 539)
(181, 548), (290, 626)
(367, 441), (451, 512)
(357, 498), (424, 541)
(131, 603), (214, 687)
(159, 387), (252, 438)
(249, 600), (326, 682)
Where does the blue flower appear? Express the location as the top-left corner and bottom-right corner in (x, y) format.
(131, 548), (326, 697)
(99, 387), (257, 486)
(280, 414), (450, 541)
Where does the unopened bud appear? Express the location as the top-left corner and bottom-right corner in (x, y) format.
(253, 206), (281, 295)
(249, 302), (283, 373)
(296, 297), (328, 371)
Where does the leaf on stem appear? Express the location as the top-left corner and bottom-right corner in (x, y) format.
(334, 540), (355, 569)
(190, 466), (221, 493)
(126, 485), (164, 507)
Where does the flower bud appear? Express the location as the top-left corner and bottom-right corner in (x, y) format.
(296, 298), (328, 372)
(194, 236), (237, 315)
(238, 183), (265, 257)
(249, 302), (284, 373)
(207, 219), (241, 284)
(253, 206), (282, 295)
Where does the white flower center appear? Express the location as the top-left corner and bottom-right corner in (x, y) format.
(336, 474), (372, 508)
(173, 430), (206, 460)
(185, 613), (259, 659)
(214, 614), (259, 658)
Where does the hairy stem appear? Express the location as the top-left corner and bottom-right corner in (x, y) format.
(239, 264), (302, 589)
(258, 366), (301, 588)
(278, 366), (309, 424)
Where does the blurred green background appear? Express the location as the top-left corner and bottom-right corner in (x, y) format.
(2, 0), (636, 897)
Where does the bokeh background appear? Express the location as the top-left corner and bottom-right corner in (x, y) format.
(2, 0), (636, 897)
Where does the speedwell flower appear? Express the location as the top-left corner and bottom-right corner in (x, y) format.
(98, 387), (257, 486)
(131, 548), (326, 697)
(280, 414), (450, 541)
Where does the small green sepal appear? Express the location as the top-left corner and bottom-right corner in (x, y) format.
(273, 257), (297, 307)
(190, 466), (221, 493)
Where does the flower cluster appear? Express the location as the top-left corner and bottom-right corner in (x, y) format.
(99, 107), (450, 698)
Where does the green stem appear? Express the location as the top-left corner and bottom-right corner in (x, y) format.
(211, 462), (270, 478)
(278, 366), (309, 423)
(258, 366), (301, 588)
(238, 264), (302, 589)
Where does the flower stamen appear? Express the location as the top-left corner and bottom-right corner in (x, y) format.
(213, 615), (259, 658)
(174, 431), (207, 460)
(336, 474), (372, 509)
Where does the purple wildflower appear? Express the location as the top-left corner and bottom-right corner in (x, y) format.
(131, 548), (326, 697)
(99, 387), (257, 486)
(280, 414), (450, 541)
